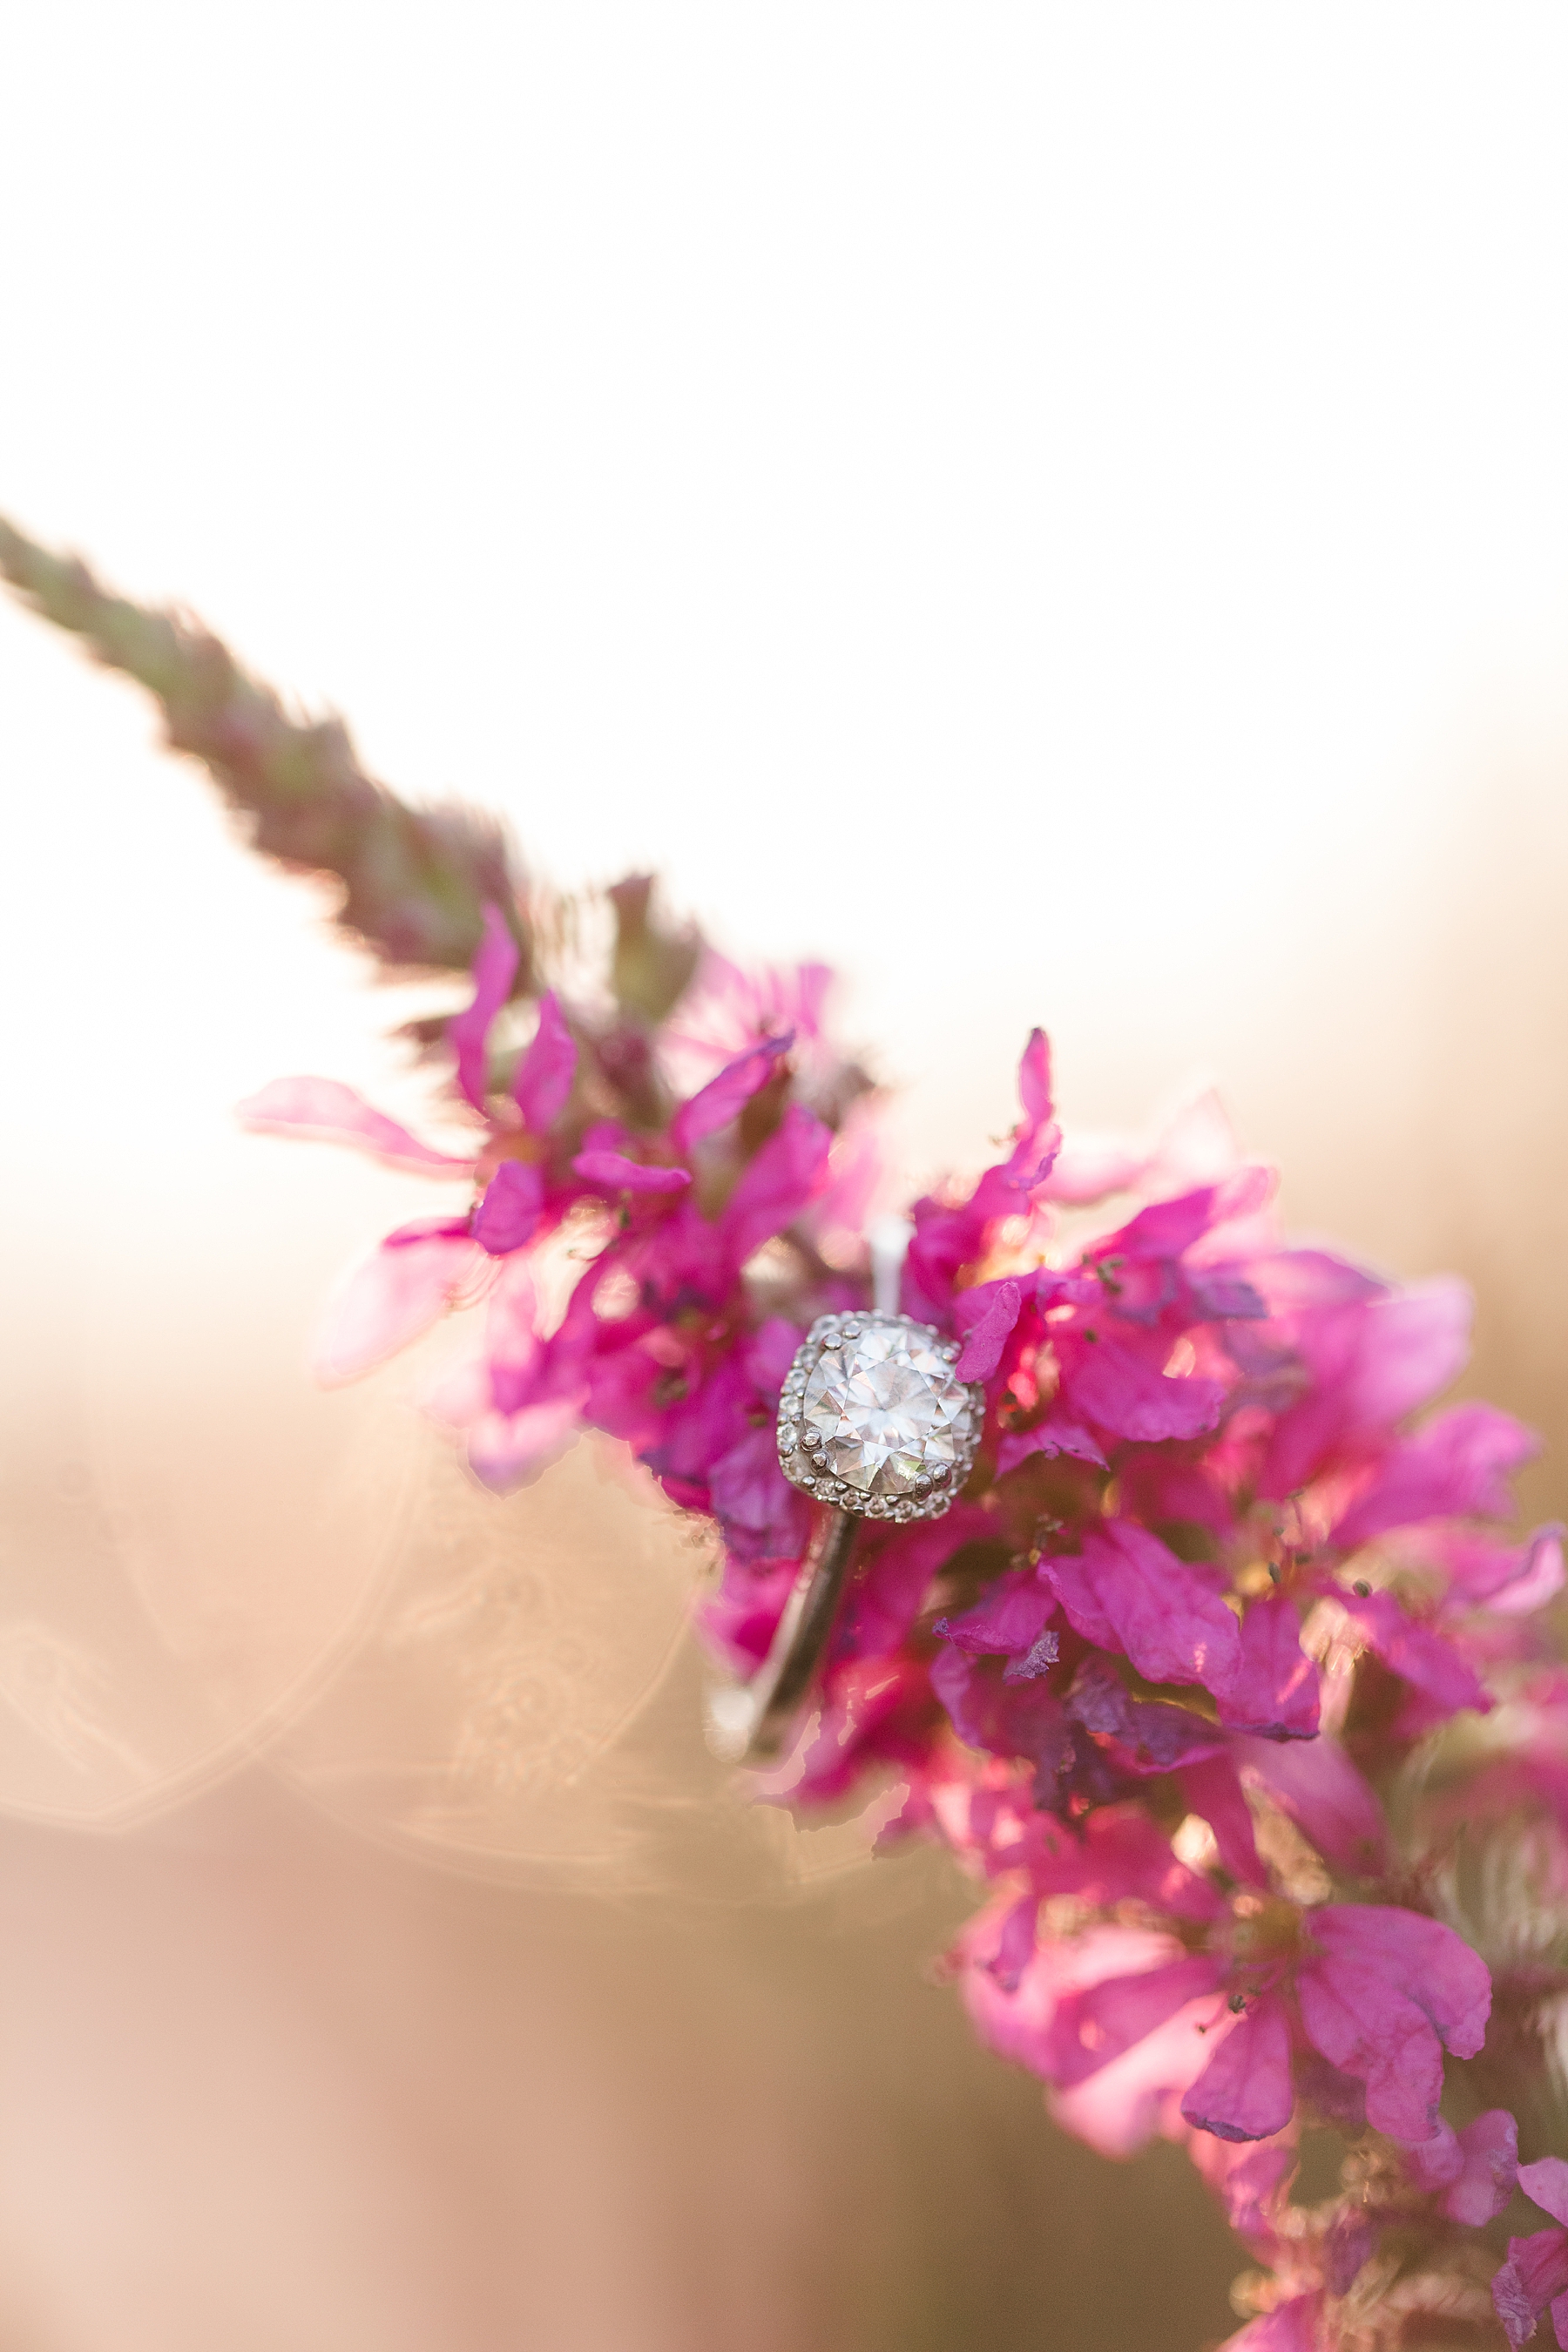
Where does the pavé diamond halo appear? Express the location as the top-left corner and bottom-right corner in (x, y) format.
(775, 1311), (983, 1523)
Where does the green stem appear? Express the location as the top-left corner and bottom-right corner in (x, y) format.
(0, 515), (531, 983)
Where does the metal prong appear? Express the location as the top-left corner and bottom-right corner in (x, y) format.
(869, 1214), (914, 1318)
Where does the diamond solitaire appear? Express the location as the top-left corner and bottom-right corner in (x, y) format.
(776, 1312), (983, 1523)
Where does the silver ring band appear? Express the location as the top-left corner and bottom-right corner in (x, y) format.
(733, 1507), (861, 1763)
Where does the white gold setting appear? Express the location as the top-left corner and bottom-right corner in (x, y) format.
(775, 1311), (983, 1524)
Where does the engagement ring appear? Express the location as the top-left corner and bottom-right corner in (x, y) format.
(708, 1307), (983, 1764)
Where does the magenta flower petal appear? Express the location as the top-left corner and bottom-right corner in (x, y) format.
(1522, 2159), (1568, 2231)
(1051, 1997), (1234, 2159)
(1179, 1753), (1267, 1888)
(237, 1076), (473, 1173)
(1220, 2296), (1325, 2352)
(1260, 1279), (1472, 1500)
(930, 1642), (1071, 1774)
(471, 1159), (545, 1254)
(965, 1896), (1225, 2155)
(1066, 1659), (1227, 1774)
(954, 1278), (1023, 1380)
(513, 990), (578, 1133)
(310, 1232), (487, 1385)
(848, 1504), (994, 1663)
(1196, 2136), (1297, 2244)
(996, 1414), (1108, 1476)
(1294, 1960), (1444, 2142)
(466, 1393), (583, 1491)
(1295, 1904), (1490, 2144)
(1185, 1264), (1268, 1322)
(1228, 1622), (1315, 1751)
(936, 1569), (1055, 1659)
(1043, 1134), (1151, 1204)
(1333, 1402), (1539, 1551)
(699, 1558), (798, 1673)
(382, 1215), (472, 1246)
(448, 900), (520, 1111)
(1232, 1734), (1389, 1876)
(670, 1031), (792, 1155)
(1112, 1166), (1272, 1262)
(1308, 1905), (1491, 2062)
(981, 1894), (1043, 1993)
(1495, 2227), (1568, 2349)
(1335, 1586), (1490, 1719)
(1018, 1025), (1053, 1126)
(1030, 1810), (1227, 1923)
(1043, 1954), (1227, 2087)
(1417, 1523), (1565, 1612)
(1251, 1248), (1384, 1314)
(744, 1315), (806, 1396)
(1482, 1525), (1567, 1616)
(1336, 1278), (1473, 1429)
(1180, 1991), (1294, 2144)
(1044, 1521), (1241, 1699)
(1405, 2115), (1464, 2191)
(1435, 2110), (1519, 2226)
(1068, 1337), (1226, 1443)
(571, 1148), (693, 1194)
(719, 1102), (833, 1265)
(1217, 1593), (1321, 1740)
(708, 1425), (808, 1563)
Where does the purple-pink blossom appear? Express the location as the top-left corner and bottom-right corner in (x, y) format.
(244, 916), (1564, 2347)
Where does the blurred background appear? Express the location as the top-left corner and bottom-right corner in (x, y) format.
(3, 5), (1568, 2346)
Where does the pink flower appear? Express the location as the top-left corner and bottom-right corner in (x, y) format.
(659, 951), (831, 1085)
(571, 1147), (692, 1194)
(1332, 1401), (1539, 1550)
(670, 1032), (793, 1155)
(954, 1278), (1024, 1381)
(471, 1159), (544, 1254)
(1496, 2159), (1568, 2348)
(901, 1031), (1059, 1325)
(448, 899), (520, 1110)
(1230, 1733), (1389, 1876)
(1407, 2107), (1518, 2225)
(1179, 1993), (1296, 2144)
(249, 957), (1544, 2343)
(717, 1101), (833, 1266)
(1180, 1903), (1490, 2147)
(961, 1917), (1225, 2156)
(1219, 1593), (1321, 1740)
(311, 1227), (491, 1385)
(962, 1854), (1489, 2158)
(1218, 2298), (1325, 2352)
(513, 990), (578, 1133)
(1042, 1521), (1242, 1701)
(1259, 1276), (1472, 1502)
(37, 518), (1568, 2352)
(1065, 1334), (1227, 1443)
(237, 1075), (473, 1174)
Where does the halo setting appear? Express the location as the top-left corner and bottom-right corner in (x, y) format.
(775, 1312), (983, 1523)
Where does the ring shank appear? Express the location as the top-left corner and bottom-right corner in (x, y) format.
(737, 1508), (860, 1763)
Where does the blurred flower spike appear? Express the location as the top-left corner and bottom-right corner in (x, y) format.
(8, 516), (1568, 2352)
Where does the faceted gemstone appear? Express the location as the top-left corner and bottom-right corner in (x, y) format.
(801, 1321), (975, 1500)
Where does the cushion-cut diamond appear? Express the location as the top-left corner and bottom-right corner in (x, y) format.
(801, 1320), (975, 1500)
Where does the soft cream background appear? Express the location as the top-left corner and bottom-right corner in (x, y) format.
(3, 7), (1568, 2347)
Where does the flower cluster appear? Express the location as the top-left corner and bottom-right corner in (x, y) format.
(240, 907), (1568, 2348)
(14, 514), (1567, 2352)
